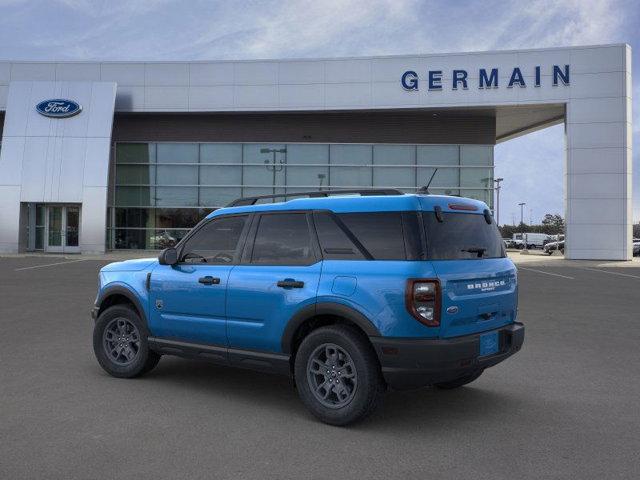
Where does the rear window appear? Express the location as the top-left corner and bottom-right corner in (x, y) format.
(422, 212), (505, 260)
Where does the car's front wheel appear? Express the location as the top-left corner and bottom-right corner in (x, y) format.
(93, 304), (160, 378)
(294, 325), (384, 426)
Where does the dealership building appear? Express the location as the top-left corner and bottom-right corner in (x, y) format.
(0, 44), (633, 259)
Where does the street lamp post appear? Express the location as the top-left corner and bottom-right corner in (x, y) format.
(518, 202), (526, 226)
(261, 147), (287, 196)
(518, 201), (527, 252)
(494, 177), (504, 225)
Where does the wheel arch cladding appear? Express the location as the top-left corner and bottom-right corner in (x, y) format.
(97, 286), (147, 325)
(282, 302), (381, 355)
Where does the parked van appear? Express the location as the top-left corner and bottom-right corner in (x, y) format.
(512, 232), (552, 249)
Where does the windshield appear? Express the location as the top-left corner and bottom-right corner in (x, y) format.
(422, 212), (505, 260)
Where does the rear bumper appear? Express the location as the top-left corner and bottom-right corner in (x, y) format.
(370, 323), (524, 390)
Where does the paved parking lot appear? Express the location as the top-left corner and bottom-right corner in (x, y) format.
(1, 255), (639, 479)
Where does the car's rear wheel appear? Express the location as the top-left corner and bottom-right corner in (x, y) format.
(93, 304), (160, 378)
(294, 325), (384, 426)
(435, 370), (483, 389)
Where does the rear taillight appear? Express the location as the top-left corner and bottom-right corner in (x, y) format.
(406, 279), (441, 327)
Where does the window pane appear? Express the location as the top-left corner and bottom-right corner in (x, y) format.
(243, 187), (281, 202)
(313, 212), (364, 260)
(181, 215), (248, 263)
(329, 145), (372, 188)
(156, 165), (198, 185)
(112, 228), (189, 250)
(200, 165), (241, 185)
(116, 143), (155, 164)
(35, 205), (45, 226)
(200, 144), (242, 164)
(243, 144), (286, 187)
(460, 167), (493, 188)
(373, 145), (415, 188)
(417, 167), (459, 189)
(35, 226), (44, 250)
(460, 145), (493, 166)
(417, 145), (459, 166)
(115, 186), (154, 206)
(338, 212), (406, 260)
(287, 144), (329, 189)
(423, 212), (504, 260)
(114, 208), (210, 229)
(155, 208), (209, 228)
(251, 214), (314, 265)
(115, 208), (155, 229)
(155, 187), (198, 207)
(430, 188), (461, 196)
(463, 189), (492, 207)
(199, 187), (242, 207)
(416, 145), (460, 189)
(116, 164), (155, 185)
(157, 143), (199, 164)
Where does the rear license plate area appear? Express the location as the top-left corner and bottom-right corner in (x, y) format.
(479, 331), (499, 357)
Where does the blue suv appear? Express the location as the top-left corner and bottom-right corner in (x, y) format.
(92, 190), (524, 425)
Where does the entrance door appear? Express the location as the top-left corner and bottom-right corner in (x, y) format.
(64, 206), (80, 253)
(45, 205), (81, 253)
(46, 206), (64, 253)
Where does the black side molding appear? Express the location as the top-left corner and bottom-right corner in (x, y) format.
(148, 337), (291, 376)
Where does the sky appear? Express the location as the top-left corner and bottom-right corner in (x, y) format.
(0, 0), (638, 225)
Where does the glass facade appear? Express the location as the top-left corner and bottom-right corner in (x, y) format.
(109, 142), (494, 249)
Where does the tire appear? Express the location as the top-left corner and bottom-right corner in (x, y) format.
(435, 370), (483, 390)
(93, 304), (160, 378)
(294, 325), (384, 426)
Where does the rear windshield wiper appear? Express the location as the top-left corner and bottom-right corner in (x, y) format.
(461, 247), (486, 258)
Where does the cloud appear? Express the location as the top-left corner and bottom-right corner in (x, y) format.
(0, 0), (637, 221)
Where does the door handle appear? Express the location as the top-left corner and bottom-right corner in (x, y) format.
(198, 276), (220, 285)
(277, 279), (305, 289)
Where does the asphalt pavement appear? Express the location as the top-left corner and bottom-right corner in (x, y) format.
(1, 255), (639, 479)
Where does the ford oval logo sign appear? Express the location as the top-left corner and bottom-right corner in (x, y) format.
(36, 99), (82, 118)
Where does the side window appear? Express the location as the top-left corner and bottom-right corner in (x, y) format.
(313, 212), (365, 260)
(337, 212), (407, 260)
(181, 215), (248, 264)
(251, 213), (315, 265)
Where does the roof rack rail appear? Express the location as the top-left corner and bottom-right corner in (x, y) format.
(225, 188), (405, 207)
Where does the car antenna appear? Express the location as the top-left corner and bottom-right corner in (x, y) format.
(417, 168), (438, 194)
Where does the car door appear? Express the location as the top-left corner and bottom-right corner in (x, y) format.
(226, 212), (322, 353)
(149, 214), (250, 346)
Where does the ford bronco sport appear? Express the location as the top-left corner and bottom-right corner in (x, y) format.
(92, 189), (524, 425)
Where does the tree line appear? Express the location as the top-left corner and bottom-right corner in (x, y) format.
(498, 213), (564, 238)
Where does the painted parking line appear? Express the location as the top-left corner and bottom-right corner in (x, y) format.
(14, 259), (88, 271)
(580, 267), (640, 279)
(518, 267), (575, 280)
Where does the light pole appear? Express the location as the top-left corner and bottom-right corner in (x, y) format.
(494, 177), (504, 225)
(518, 202), (527, 252)
(518, 202), (526, 226)
(261, 147), (287, 196)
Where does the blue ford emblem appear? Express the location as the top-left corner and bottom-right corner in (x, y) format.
(36, 99), (82, 118)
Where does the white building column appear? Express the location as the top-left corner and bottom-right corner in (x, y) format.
(564, 45), (633, 260)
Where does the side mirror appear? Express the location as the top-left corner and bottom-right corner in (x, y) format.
(159, 247), (178, 266)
